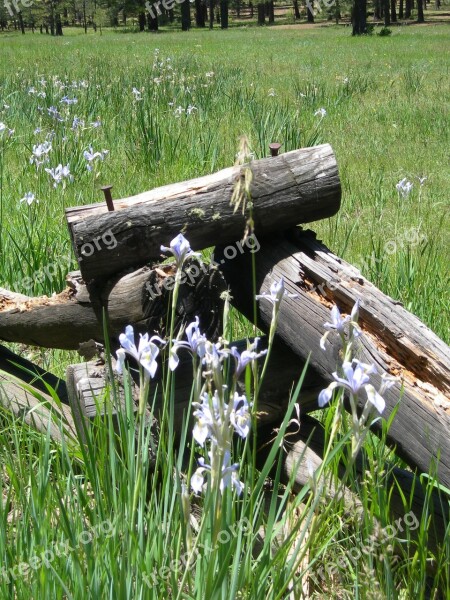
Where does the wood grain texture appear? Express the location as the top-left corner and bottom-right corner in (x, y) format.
(65, 338), (328, 434)
(0, 373), (76, 443)
(216, 229), (450, 488)
(66, 144), (341, 283)
(0, 259), (225, 349)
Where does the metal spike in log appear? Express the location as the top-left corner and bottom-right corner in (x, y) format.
(215, 229), (450, 489)
(65, 144), (341, 284)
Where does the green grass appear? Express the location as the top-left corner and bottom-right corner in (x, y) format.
(0, 24), (449, 339)
(0, 24), (449, 599)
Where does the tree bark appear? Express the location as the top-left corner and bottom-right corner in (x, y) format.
(195, 0), (206, 26)
(257, 2), (265, 23)
(0, 260), (226, 350)
(66, 144), (341, 284)
(405, 0), (412, 17)
(306, 0), (315, 22)
(417, 0), (424, 20)
(399, 0), (404, 16)
(391, 0), (397, 20)
(181, 0), (191, 29)
(384, 0), (391, 25)
(293, 0), (301, 19)
(220, 0), (228, 27)
(352, 0), (367, 33)
(215, 230), (450, 488)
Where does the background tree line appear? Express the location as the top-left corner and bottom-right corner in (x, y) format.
(0, 0), (440, 37)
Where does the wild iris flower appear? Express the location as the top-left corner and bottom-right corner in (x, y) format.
(160, 233), (200, 270)
(318, 359), (385, 413)
(45, 163), (73, 187)
(320, 300), (360, 350)
(396, 178), (413, 198)
(116, 324), (165, 380)
(191, 451), (243, 496)
(83, 146), (109, 171)
(169, 316), (207, 371)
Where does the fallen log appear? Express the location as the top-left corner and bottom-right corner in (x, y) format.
(0, 372), (76, 443)
(0, 344), (68, 403)
(0, 259), (226, 350)
(65, 144), (341, 283)
(66, 338), (328, 435)
(216, 229), (450, 488)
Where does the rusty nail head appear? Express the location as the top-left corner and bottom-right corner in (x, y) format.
(269, 143), (282, 157)
(101, 185), (114, 211)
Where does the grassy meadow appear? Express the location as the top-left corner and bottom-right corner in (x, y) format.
(0, 24), (449, 599)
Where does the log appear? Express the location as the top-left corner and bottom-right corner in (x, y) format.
(0, 344), (68, 403)
(0, 259), (226, 350)
(216, 229), (450, 488)
(65, 144), (341, 283)
(65, 338), (328, 435)
(267, 416), (448, 570)
(0, 372), (76, 443)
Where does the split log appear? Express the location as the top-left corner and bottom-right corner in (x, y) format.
(0, 259), (226, 350)
(65, 338), (328, 435)
(65, 144), (341, 283)
(216, 229), (450, 488)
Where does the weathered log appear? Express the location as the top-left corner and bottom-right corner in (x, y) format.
(271, 416), (447, 570)
(0, 344), (68, 403)
(65, 144), (341, 283)
(65, 339), (328, 435)
(0, 259), (225, 350)
(216, 230), (450, 488)
(0, 372), (76, 443)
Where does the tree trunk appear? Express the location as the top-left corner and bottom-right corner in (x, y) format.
(293, 0), (301, 19)
(307, 0), (315, 22)
(352, 0), (367, 33)
(215, 229), (450, 489)
(417, 0), (424, 20)
(405, 0), (411, 17)
(138, 12), (145, 30)
(195, 0), (206, 26)
(391, 0), (397, 20)
(220, 0), (228, 27)
(268, 0), (274, 22)
(209, 0), (214, 26)
(66, 145), (341, 284)
(181, 0), (191, 29)
(384, 0), (391, 24)
(399, 0), (404, 16)
(147, 11), (158, 30)
(18, 11), (25, 33)
(257, 2), (265, 23)
(55, 13), (63, 35)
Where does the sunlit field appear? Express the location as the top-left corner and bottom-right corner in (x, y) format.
(0, 24), (449, 599)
